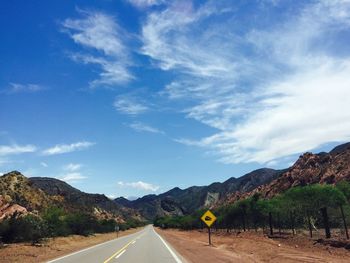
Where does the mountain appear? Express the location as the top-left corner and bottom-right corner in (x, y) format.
(0, 171), (140, 222)
(225, 142), (350, 203)
(116, 142), (350, 220)
(115, 168), (282, 220)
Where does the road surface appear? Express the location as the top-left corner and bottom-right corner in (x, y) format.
(47, 225), (186, 263)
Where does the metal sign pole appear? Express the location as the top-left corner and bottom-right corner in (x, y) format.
(201, 210), (216, 246)
(208, 226), (211, 245)
(115, 225), (119, 238)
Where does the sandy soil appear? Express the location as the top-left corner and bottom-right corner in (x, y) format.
(0, 228), (141, 263)
(157, 228), (350, 263)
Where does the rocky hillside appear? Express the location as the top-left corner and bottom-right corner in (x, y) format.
(115, 168), (282, 220)
(0, 171), (54, 212)
(0, 171), (140, 222)
(226, 142), (350, 203)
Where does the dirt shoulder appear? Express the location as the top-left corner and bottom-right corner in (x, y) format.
(0, 228), (142, 263)
(157, 228), (350, 263)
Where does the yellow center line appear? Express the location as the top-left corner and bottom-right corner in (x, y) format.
(103, 234), (143, 263)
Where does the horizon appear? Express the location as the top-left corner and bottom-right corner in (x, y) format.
(0, 141), (346, 200)
(1, 0), (350, 199)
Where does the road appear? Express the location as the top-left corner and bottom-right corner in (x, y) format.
(47, 225), (186, 263)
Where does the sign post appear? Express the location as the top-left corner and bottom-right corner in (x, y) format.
(201, 210), (217, 246)
(115, 225), (120, 238)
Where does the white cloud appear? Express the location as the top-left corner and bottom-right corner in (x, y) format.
(62, 10), (133, 87)
(59, 172), (87, 183)
(5, 83), (44, 94)
(64, 163), (82, 172)
(127, 0), (165, 8)
(107, 194), (116, 199)
(129, 122), (164, 134)
(40, 162), (48, 168)
(42, 141), (95, 155)
(0, 144), (37, 156)
(143, 1), (350, 164)
(114, 96), (148, 115)
(142, 2), (236, 78)
(118, 181), (159, 192)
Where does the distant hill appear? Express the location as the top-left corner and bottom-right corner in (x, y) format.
(0, 171), (140, 222)
(115, 142), (350, 220)
(3, 142), (350, 222)
(115, 168), (283, 220)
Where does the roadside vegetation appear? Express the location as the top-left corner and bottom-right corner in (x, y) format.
(0, 207), (145, 244)
(154, 182), (350, 240)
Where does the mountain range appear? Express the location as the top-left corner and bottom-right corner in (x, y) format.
(1, 142), (350, 221)
(115, 142), (350, 219)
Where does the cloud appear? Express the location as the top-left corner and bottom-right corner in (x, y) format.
(118, 181), (159, 192)
(0, 144), (37, 156)
(106, 194), (116, 199)
(129, 122), (164, 134)
(143, 1), (350, 164)
(42, 141), (95, 155)
(64, 163), (82, 172)
(114, 96), (148, 115)
(58, 163), (86, 183)
(127, 0), (165, 8)
(62, 10), (133, 87)
(4, 83), (44, 94)
(40, 162), (48, 168)
(59, 172), (87, 183)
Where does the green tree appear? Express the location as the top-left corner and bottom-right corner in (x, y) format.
(42, 207), (70, 237)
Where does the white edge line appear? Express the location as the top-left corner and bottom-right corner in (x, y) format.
(115, 249), (126, 259)
(46, 228), (145, 263)
(153, 228), (183, 263)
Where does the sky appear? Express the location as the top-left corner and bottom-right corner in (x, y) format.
(1, 0), (350, 199)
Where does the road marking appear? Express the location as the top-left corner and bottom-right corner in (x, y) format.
(115, 249), (126, 259)
(131, 240), (136, 244)
(103, 232), (144, 263)
(46, 230), (141, 263)
(153, 228), (183, 263)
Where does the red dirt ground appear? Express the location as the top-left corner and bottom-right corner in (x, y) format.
(157, 228), (350, 263)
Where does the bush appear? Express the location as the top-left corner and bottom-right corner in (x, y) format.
(0, 214), (47, 243)
(42, 207), (70, 237)
(65, 212), (98, 236)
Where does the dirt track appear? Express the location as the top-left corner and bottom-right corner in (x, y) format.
(157, 228), (350, 263)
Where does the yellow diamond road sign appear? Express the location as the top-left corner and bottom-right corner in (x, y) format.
(201, 210), (217, 227)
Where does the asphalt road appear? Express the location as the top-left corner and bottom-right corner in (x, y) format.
(47, 225), (186, 263)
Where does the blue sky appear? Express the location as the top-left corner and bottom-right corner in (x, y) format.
(1, 0), (350, 199)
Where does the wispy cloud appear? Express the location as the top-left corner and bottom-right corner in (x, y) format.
(143, 1), (350, 164)
(129, 122), (164, 134)
(114, 96), (148, 115)
(127, 0), (165, 8)
(59, 172), (87, 183)
(4, 83), (44, 94)
(58, 162), (86, 183)
(62, 10), (133, 88)
(118, 181), (159, 192)
(40, 162), (48, 168)
(63, 163), (83, 172)
(0, 144), (37, 156)
(42, 141), (95, 155)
